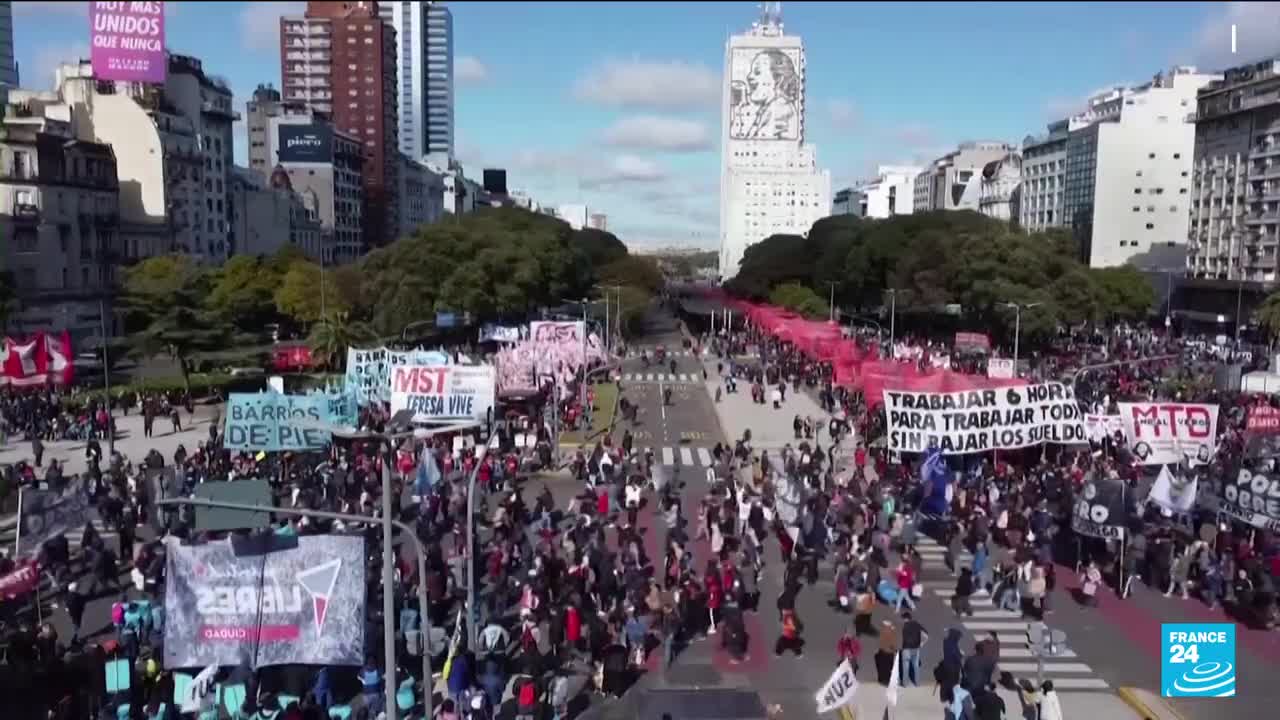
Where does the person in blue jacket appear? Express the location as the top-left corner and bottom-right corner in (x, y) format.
(360, 662), (383, 717)
(447, 650), (475, 708)
(312, 667), (333, 710)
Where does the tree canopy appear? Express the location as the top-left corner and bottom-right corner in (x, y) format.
(119, 207), (659, 372)
(726, 211), (1156, 345)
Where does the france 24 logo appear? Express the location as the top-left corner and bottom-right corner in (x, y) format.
(1161, 623), (1235, 697)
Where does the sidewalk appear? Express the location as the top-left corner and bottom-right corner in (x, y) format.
(700, 356), (830, 450)
(0, 406), (223, 527)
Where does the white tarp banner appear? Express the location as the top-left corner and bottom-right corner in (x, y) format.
(1116, 402), (1219, 466)
(987, 358), (1015, 379)
(884, 382), (1086, 455)
(816, 659), (859, 713)
(1084, 413), (1125, 443)
(390, 363), (496, 423)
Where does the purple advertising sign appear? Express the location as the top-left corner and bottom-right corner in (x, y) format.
(90, 2), (167, 83)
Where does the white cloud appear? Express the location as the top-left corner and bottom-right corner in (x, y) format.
(891, 123), (936, 148)
(574, 58), (719, 111)
(28, 43), (90, 89)
(827, 99), (860, 129)
(581, 154), (667, 189)
(239, 1), (304, 53)
(1188, 1), (1280, 69)
(456, 55), (490, 85)
(601, 115), (711, 152)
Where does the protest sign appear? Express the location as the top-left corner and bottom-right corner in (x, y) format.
(1072, 474), (1127, 539)
(345, 347), (451, 405)
(0, 561), (40, 599)
(390, 363), (496, 422)
(1117, 403), (1218, 466)
(1148, 466), (1199, 515)
(954, 332), (991, 353)
(478, 324), (521, 343)
(816, 659), (859, 713)
(223, 390), (355, 452)
(1085, 413), (1125, 443)
(1246, 405), (1280, 434)
(17, 486), (97, 558)
(987, 358), (1015, 379)
(1218, 467), (1280, 532)
(164, 535), (366, 668)
(884, 382), (1085, 455)
(194, 479), (274, 533)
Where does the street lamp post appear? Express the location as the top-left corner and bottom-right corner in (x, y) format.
(825, 281), (838, 323)
(98, 297), (114, 455)
(999, 301), (1043, 371)
(1235, 279), (1245, 345)
(887, 289), (898, 352)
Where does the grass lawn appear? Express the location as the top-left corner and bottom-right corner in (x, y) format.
(559, 381), (619, 447)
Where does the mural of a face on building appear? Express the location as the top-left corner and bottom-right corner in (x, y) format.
(730, 48), (801, 141)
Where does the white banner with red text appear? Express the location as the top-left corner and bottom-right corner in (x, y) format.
(389, 363), (496, 423)
(1116, 402), (1219, 466)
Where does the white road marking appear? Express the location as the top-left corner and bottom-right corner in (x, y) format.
(998, 662), (1095, 674)
(1046, 678), (1109, 689)
(662, 447), (674, 465)
(999, 647), (1078, 659)
(680, 447), (694, 466)
(697, 448), (713, 466)
(961, 621), (1030, 632)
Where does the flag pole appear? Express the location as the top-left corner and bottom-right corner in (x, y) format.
(13, 485), (22, 557)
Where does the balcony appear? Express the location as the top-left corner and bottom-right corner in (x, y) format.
(201, 100), (240, 121)
(1250, 165), (1280, 181)
(1251, 146), (1280, 160)
(1244, 212), (1280, 225)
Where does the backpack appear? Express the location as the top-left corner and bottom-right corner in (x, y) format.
(111, 602), (125, 626)
(518, 680), (536, 708)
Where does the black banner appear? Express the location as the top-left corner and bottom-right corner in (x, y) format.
(1072, 474), (1127, 539)
(277, 123), (332, 163)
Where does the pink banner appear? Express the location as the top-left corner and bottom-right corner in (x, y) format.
(496, 328), (605, 393)
(91, 1), (167, 84)
(0, 561), (40, 599)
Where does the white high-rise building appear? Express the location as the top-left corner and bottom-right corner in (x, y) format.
(718, 2), (830, 279)
(831, 165), (921, 218)
(1060, 67), (1218, 268)
(380, 1), (454, 162)
(0, 1), (17, 89)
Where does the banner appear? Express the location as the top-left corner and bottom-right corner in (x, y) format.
(0, 561), (40, 599)
(1072, 474), (1127, 539)
(1116, 403), (1219, 466)
(1084, 413), (1125, 443)
(1218, 467), (1280, 532)
(494, 332), (605, 393)
(389, 363), (495, 422)
(816, 659), (859, 713)
(1148, 466), (1199, 515)
(1246, 405), (1280, 434)
(193, 479), (274, 533)
(987, 358), (1015, 380)
(90, 0), (166, 84)
(478, 324), (521, 344)
(954, 332), (991, 353)
(163, 535), (366, 668)
(17, 486), (98, 559)
(884, 382), (1085, 455)
(345, 347), (450, 406)
(2, 331), (74, 386)
(223, 390), (357, 451)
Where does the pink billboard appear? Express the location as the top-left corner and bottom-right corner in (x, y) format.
(90, 1), (167, 83)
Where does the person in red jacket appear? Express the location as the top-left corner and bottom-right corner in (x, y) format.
(895, 559), (917, 614)
(565, 604), (582, 653)
(836, 628), (861, 674)
(706, 572), (723, 635)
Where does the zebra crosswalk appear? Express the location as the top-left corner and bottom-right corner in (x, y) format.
(621, 372), (703, 383)
(643, 446), (716, 468)
(625, 349), (698, 358)
(914, 536), (1110, 691)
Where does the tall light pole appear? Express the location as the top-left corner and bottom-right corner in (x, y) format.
(313, 416), (482, 718)
(887, 289), (899, 353)
(999, 301), (1043, 371)
(1235, 279), (1245, 345)
(825, 281), (838, 323)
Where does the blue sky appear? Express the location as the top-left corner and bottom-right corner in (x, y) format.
(13, 1), (1280, 249)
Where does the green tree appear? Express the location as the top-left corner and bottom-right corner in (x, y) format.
(205, 254), (282, 333)
(308, 311), (376, 370)
(1257, 290), (1280, 339)
(1089, 266), (1156, 321)
(599, 255), (665, 295)
(275, 260), (353, 325)
(121, 255), (231, 395)
(769, 282), (829, 319)
(570, 228), (628, 267)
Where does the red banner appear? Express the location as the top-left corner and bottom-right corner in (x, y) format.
(1247, 405), (1280, 434)
(954, 332), (991, 352)
(0, 561), (41, 599)
(2, 331), (74, 386)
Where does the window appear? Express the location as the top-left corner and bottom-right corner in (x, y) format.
(1149, 152), (1156, 159)
(81, 267), (90, 287)
(1136, 170), (1143, 177)
(1171, 206), (1179, 212)
(1133, 206), (1141, 212)
(1154, 188), (1164, 194)
(1180, 188), (1188, 194)
(1146, 223), (1155, 230)
(1134, 188), (1142, 194)
(1181, 171), (1189, 177)
(12, 151), (30, 178)
(1174, 153), (1181, 159)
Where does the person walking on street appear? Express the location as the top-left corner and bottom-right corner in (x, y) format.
(31, 433), (44, 468)
(900, 611), (928, 687)
(774, 608), (804, 658)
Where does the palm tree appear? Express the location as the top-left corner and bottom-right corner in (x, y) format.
(307, 311), (375, 371)
(1257, 290), (1280, 344)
